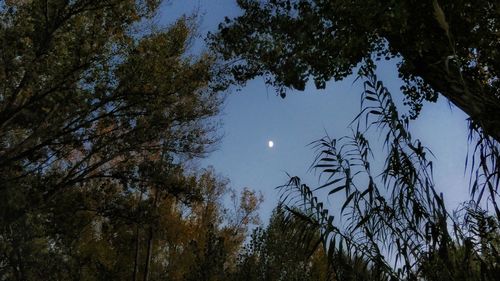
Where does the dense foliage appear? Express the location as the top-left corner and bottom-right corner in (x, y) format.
(2, 0), (499, 280)
(212, 0), (499, 137)
(0, 0), (235, 279)
(230, 207), (330, 281)
(0, 1), (335, 280)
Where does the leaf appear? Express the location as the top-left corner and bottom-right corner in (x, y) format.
(364, 90), (377, 97)
(341, 192), (356, 212)
(328, 215), (334, 226)
(328, 184), (346, 195)
(354, 215), (370, 231)
(322, 168), (340, 174)
(315, 164), (334, 168)
(360, 184), (372, 198)
(319, 157), (335, 162)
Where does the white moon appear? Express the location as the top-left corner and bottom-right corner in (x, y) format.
(268, 140), (274, 148)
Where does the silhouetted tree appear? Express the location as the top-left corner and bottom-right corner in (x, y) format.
(0, 0), (229, 279)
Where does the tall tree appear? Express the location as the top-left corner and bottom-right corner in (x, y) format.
(0, 0), (228, 279)
(0, 0), (223, 197)
(230, 206), (331, 281)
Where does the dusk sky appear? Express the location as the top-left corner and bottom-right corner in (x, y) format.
(161, 0), (472, 222)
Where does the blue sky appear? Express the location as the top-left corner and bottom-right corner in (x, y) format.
(160, 0), (472, 222)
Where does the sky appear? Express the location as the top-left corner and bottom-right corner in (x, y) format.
(159, 0), (472, 222)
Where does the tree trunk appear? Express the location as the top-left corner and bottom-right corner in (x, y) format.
(132, 189), (144, 281)
(15, 248), (25, 281)
(143, 226), (154, 281)
(412, 56), (500, 143)
(385, 30), (500, 143)
(143, 188), (159, 281)
(132, 224), (140, 281)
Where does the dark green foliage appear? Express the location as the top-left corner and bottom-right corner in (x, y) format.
(211, 0), (500, 140)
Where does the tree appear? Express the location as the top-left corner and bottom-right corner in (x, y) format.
(73, 168), (262, 281)
(212, 0), (499, 140)
(165, 168), (263, 281)
(230, 206), (331, 281)
(0, 0), (230, 279)
(210, 1), (500, 279)
(0, 0), (223, 197)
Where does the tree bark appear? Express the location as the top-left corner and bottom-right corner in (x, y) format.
(133, 189), (144, 281)
(412, 56), (500, 143)
(132, 224), (140, 281)
(143, 188), (159, 281)
(143, 226), (153, 281)
(384, 27), (500, 143)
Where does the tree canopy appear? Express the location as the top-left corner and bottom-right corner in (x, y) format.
(1, 0), (499, 280)
(211, 0), (500, 140)
(0, 0), (230, 279)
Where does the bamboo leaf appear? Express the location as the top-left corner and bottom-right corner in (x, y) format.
(328, 184), (346, 195)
